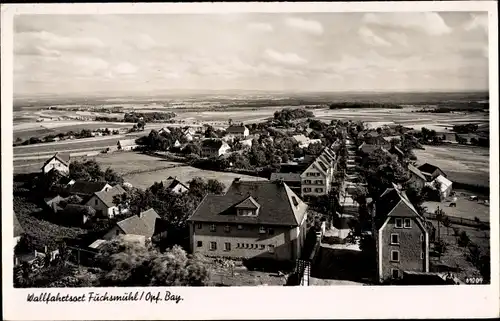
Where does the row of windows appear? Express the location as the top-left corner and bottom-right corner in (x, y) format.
(390, 233), (424, 245)
(198, 224), (275, 235)
(306, 172), (321, 177)
(303, 180), (324, 185)
(395, 218), (412, 229)
(390, 250), (424, 262)
(199, 241), (275, 253)
(303, 188), (324, 193)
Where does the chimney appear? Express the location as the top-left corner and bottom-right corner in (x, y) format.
(234, 177), (241, 183)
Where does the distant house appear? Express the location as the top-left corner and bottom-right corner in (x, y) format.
(183, 127), (197, 136)
(14, 213), (24, 248)
(292, 134), (312, 148)
(417, 163), (447, 181)
(188, 179), (308, 262)
(174, 139), (182, 148)
(60, 204), (96, 226)
(41, 153), (70, 175)
(389, 145), (405, 162)
(44, 195), (66, 213)
(85, 185), (127, 218)
(426, 175), (453, 200)
(383, 135), (402, 144)
(158, 127), (171, 135)
(408, 164), (427, 190)
(270, 172), (302, 194)
(240, 138), (254, 148)
(364, 135), (391, 148)
(164, 176), (189, 194)
(373, 184), (429, 283)
(103, 208), (163, 242)
(358, 142), (390, 155)
(67, 180), (112, 198)
(225, 125), (249, 138)
(200, 139), (231, 158)
(117, 139), (138, 151)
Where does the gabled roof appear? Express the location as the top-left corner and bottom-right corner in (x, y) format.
(93, 185), (126, 208)
(377, 185), (421, 221)
(270, 172), (302, 182)
(88, 239), (108, 250)
(14, 213), (24, 237)
(41, 153), (70, 169)
(234, 196), (260, 209)
(116, 215), (152, 237)
(201, 139), (224, 149)
(164, 177), (189, 191)
(429, 175), (453, 192)
(188, 180), (307, 226)
(68, 180), (110, 195)
(383, 135), (402, 143)
(226, 125), (248, 133)
(139, 208), (160, 236)
(418, 163), (446, 176)
(118, 139), (137, 147)
(408, 164), (426, 181)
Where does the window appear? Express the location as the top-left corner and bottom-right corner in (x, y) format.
(197, 241), (203, 247)
(395, 218), (403, 228)
(237, 225), (243, 230)
(391, 233), (399, 245)
(197, 223), (202, 229)
(209, 242), (217, 250)
(316, 180), (323, 185)
(304, 188), (311, 193)
(391, 250), (400, 262)
(115, 229), (120, 236)
(224, 225), (231, 233)
(95, 199), (98, 206)
(268, 245), (275, 254)
(315, 188), (324, 193)
(421, 252), (424, 259)
(420, 234), (424, 242)
(391, 268), (400, 279)
(268, 228), (274, 235)
(250, 244), (254, 249)
(245, 244), (249, 248)
(260, 244), (265, 250)
(305, 180), (311, 184)
(210, 224), (216, 232)
(404, 218), (411, 228)
(224, 242), (231, 251)
(259, 226), (266, 234)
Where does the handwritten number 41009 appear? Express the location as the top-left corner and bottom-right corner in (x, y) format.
(466, 277), (484, 284)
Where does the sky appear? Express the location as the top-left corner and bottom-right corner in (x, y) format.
(13, 12), (489, 97)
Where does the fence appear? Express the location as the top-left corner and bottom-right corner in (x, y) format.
(424, 213), (489, 229)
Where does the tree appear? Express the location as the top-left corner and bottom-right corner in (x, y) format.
(434, 238), (447, 260)
(442, 215), (452, 235)
(458, 231), (470, 247)
(206, 179), (225, 195)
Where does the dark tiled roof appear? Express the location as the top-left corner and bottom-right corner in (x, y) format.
(94, 185), (126, 208)
(164, 177), (188, 190)
(270, 173), (302, 182)
(117, 215), (152, 237)
(68, 180), (110, 195)
(408, 164), (426, 181)
(188, 181), (308, 226)
(376, 185), (422, 228)
(201, 139), (224, 149)
(418, 163), (445, 176)
(41, 152), (70, 169)
(226, 125), (248, 133)
(234, 196), (260, 209)
(14, 213), (24, 237)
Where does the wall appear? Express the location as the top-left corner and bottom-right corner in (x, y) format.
(43, 158), (69, 175)
(409, 173), (425, 190)
(85, 196), (118, 218)
(379, 216), (428, 282)
(301, 166), (328, 197)
(191, 222), (300, 261)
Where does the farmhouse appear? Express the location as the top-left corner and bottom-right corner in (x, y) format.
(408, 164), (427, 190)
(188, 179), (308, 262)
(158, 127), (171, 135)
(164, 176), (189, 194)
(373, 184), (429, 283)
(67, 180), (113, 198)
(426, 175), (453, 200)
(417, 163), (447, 181)
(225, 124), (249, 138)
(117, 139), (138, 151)
(103, 209), (162, 242)
(85, 185), (127, 218)
(41, 153), (70, 175)
(200, 139), (231, 158)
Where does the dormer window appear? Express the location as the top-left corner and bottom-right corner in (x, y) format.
(235, 196), (260, 217)
(259, 226), (266, 234)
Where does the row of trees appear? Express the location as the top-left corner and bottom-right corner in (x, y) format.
(123, 112), (176, 123)
(14, 128), (121, 147)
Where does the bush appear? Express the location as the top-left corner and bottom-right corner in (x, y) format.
(458, 231), (470, 247)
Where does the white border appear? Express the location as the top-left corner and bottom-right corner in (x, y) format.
(2, 2), (499, 320)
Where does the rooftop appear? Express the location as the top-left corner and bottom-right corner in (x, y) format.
(68, 180), (110, 195)
(94, 185), (126, 208)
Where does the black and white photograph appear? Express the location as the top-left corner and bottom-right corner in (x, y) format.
(2, 1), (498, 320)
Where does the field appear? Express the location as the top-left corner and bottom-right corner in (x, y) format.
(423, 189), (490, 222)
(89, 152), (266, 190)
(413, 145), (489, 187)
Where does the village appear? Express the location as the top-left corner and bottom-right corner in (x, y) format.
(13, 108), (490, 287)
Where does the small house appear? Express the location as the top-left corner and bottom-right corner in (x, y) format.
(67, 181), (112, 198)
(85, 185), (127, 218)
(103, 208), (163, 242)
(417, 163), (447, 182)
(426, 175), (453, 200)
(117, 139), (138, 151)
(200, 139), (231, 158)
(164, 177), (189, 194)
(225, 125), (249, 138)
(408, 164), (427, 190)
(41, 153), (70, 175)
